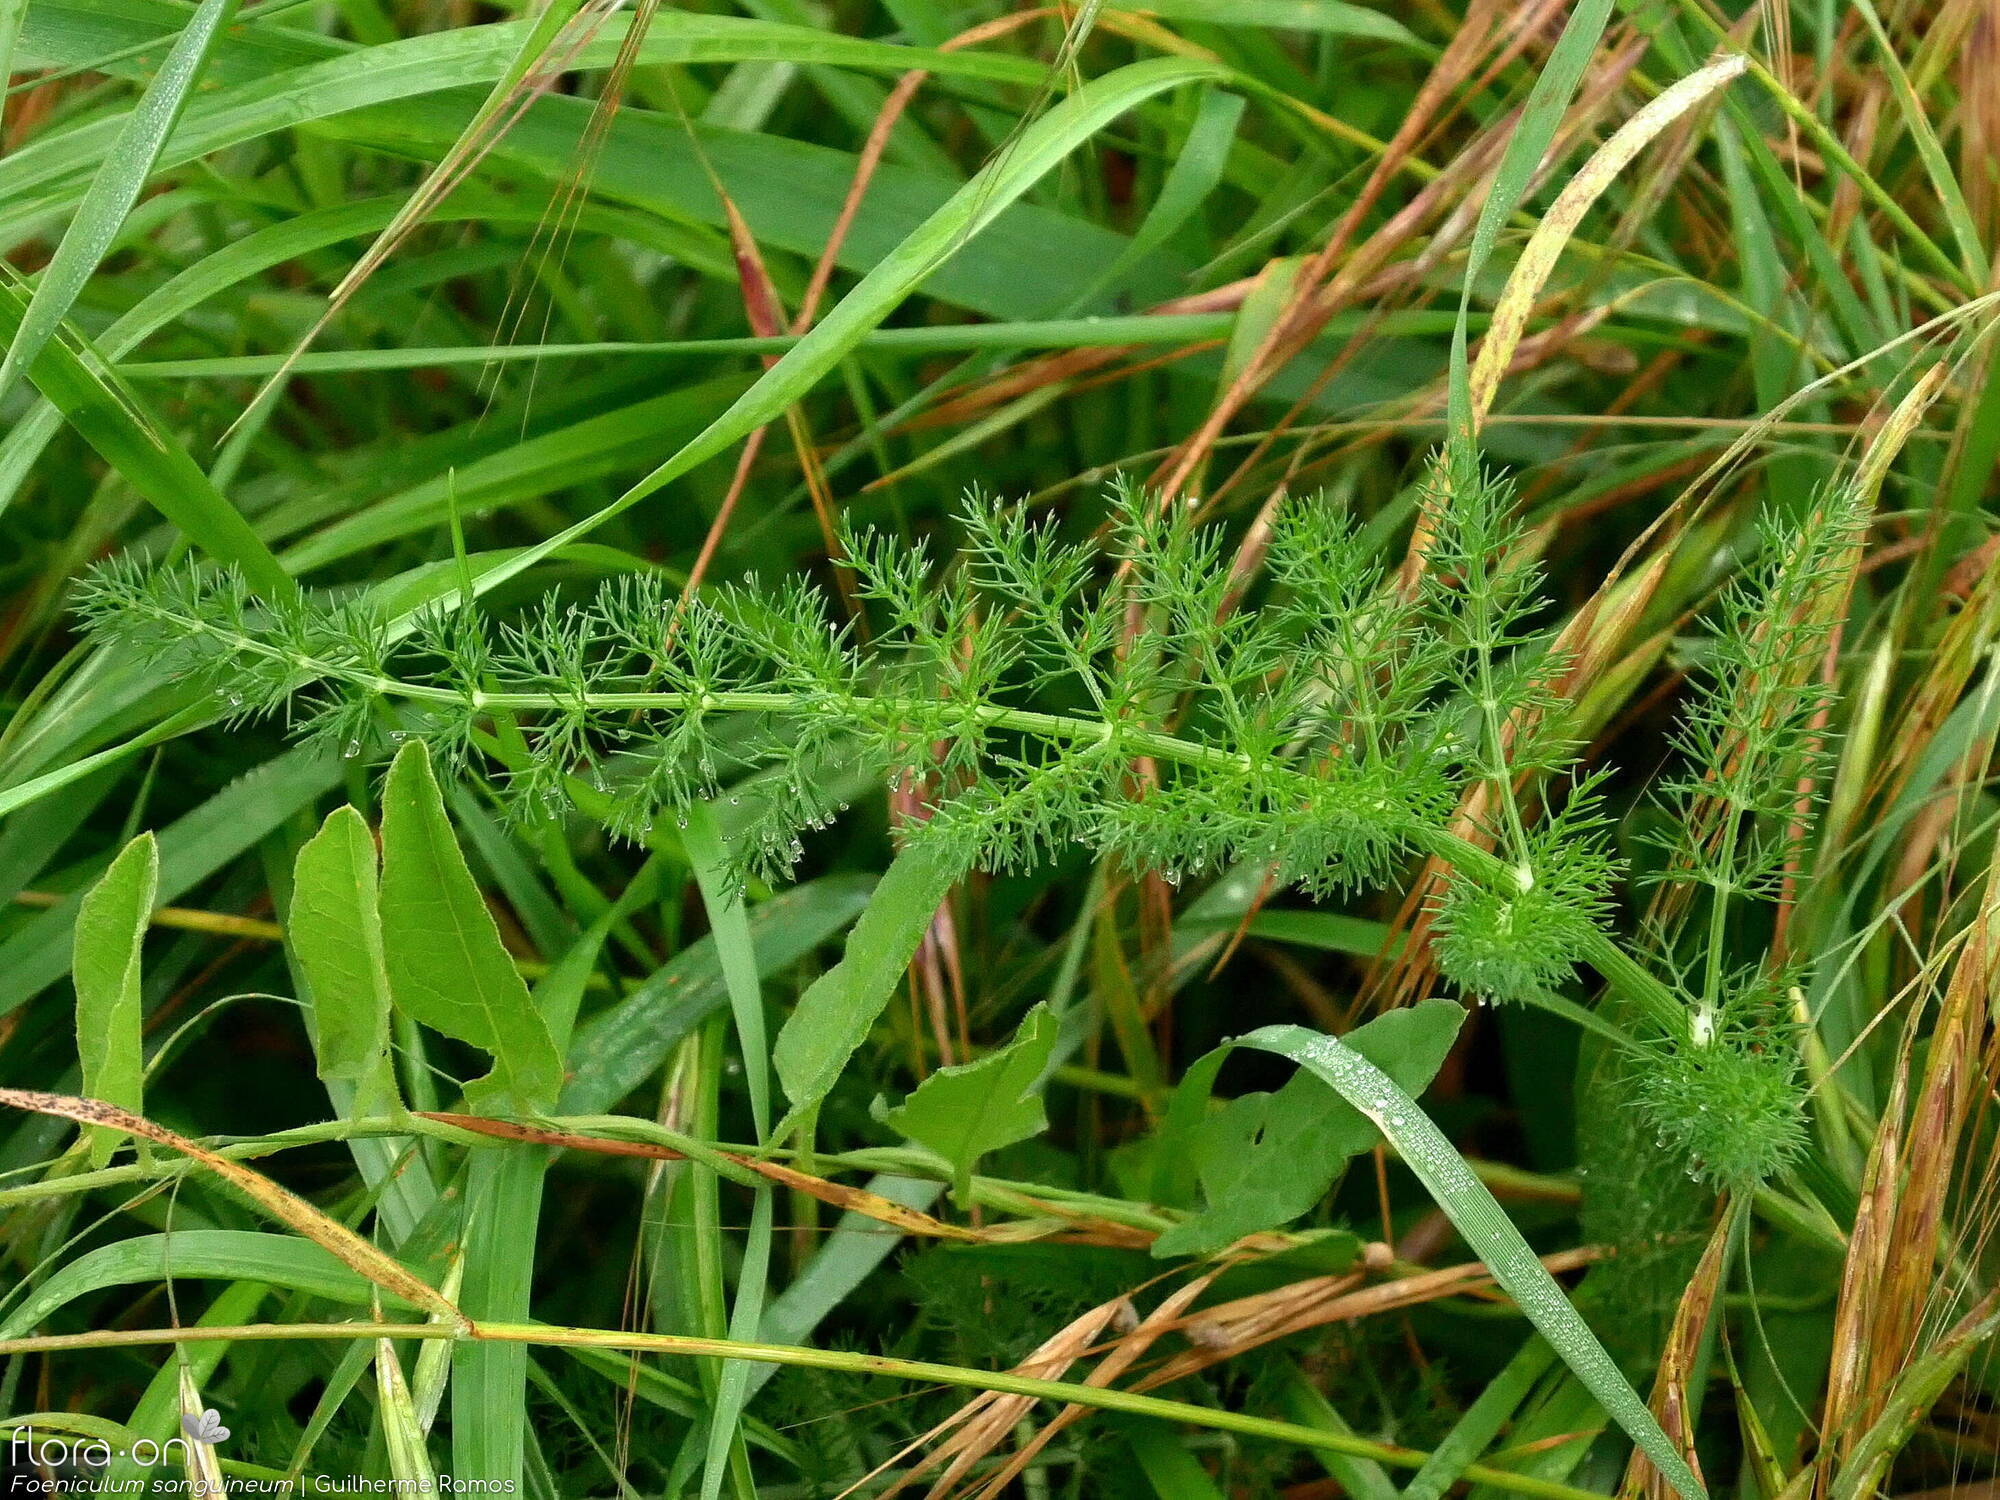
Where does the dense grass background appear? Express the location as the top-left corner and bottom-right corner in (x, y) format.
(0, 1), (1996, 1497)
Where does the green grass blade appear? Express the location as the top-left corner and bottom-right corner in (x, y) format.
(1402, 1337), (1558, 1500)
(681, 802), (777, 1497)
(1446, 0), (1614, 444)
(0, 0), (239, 410)
(681, 802), (770, 1138)
(0, 276), (290, 594)
(452, 1143), (548, 1492)
(1238, 1024), (1706, 1500)
(422, 55), (1230, 614)
(1847, 0), (1984, 280)
(0, 1231), (407, 1338)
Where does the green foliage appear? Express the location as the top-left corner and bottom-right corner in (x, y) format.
(1153, 998), (1466, 1257)
(378, 739), (561, 1111)
(875, 1002), (1059, 1205)
(290, 806), (399, 1115)
(71, 832), (156, 1166)
(1433, 786), (1618, 1007)
(1649, 488), (1866, 915)
(1634, 989), (1808, 1187)
(7, 2), (1992, 1496)
(77, 465), (1606, 968)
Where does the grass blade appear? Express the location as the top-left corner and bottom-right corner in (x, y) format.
(1237, 1025), (1707, 1500)
(0, 0), (239, 409)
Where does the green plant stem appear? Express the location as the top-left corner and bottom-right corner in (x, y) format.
(0, 1110), (1578, 1216)
(153, 612), (1684, 1039)
(0, 1318), (1608, 1500)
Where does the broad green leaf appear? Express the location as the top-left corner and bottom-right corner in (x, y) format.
(876, 1003), (1059, 1204)
(1237, 1024), (1706, 1500)
(0, 0), (239, 410)
(1152, 998), (1465, 1258)
(378, 740), (560, 1111)
(773, 841), (962, 1129)
(72, 832), (157, 1167)
(290, 806), (398, 1116)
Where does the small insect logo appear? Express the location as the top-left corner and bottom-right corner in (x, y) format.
(180, 1409), (230, 1445)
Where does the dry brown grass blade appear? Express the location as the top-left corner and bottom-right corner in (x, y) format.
(1132, 1245), (1607, 1393)
(1467, 55), (1748, 424)
(675, 192), (790, 618)
(957, 1274), (1219, 1500)
(415, 1111), (983, 1243)
(1619, 1214), (1728, 1500)
(859, 1297), (1132, 1500)
(0, 1089), (462, 1324)
(1150, 0), (1521, 501)
(1821, 826), (2000, 1476)
(1874, 530), (2000, 817)
(418, 1111), (1153, 1248)
(1960, 5), (2000, 238)
(1818, 1031), (1911, 1484)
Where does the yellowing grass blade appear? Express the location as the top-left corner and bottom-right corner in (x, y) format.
(1468, 54), (1747, 427)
